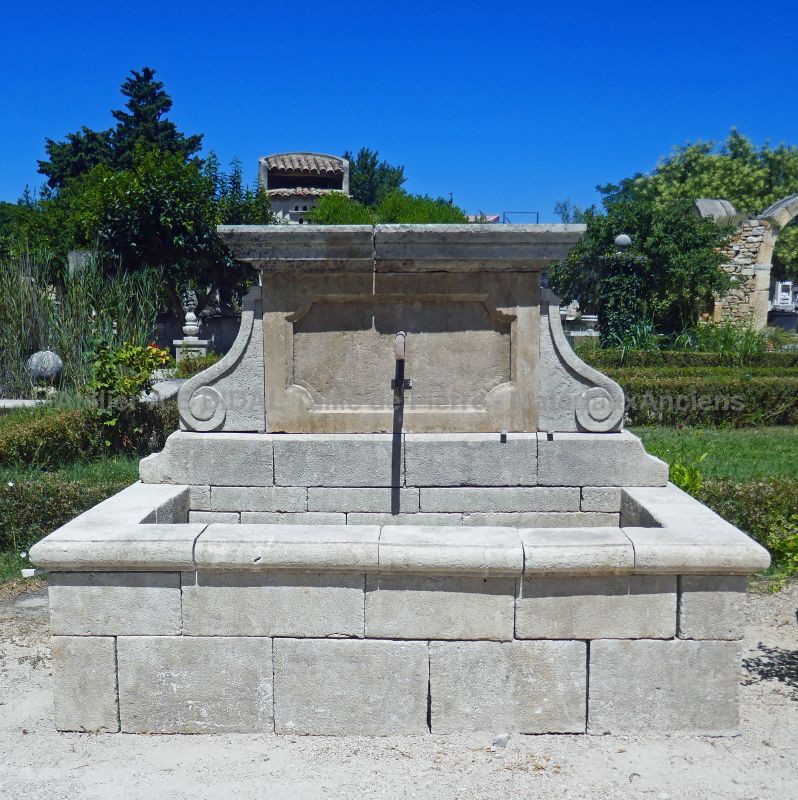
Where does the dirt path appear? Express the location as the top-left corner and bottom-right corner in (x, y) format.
(1, 580), (796, 800)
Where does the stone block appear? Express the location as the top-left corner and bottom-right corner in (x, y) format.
(588, 639), (740, 734)
(429, 640), (586, 733)
(189, 485), (211, 511)
(520, 528), (634, 575)
(462, 511), (618, 527)
(420, 487), (578, 513)
(273, 639), (428, 735)
(405, 434), (537, 486)
(679, 575), (746, 640)
(274, 434), (401, 487)
(183, 571), (364, 637)
(516, 575), (676, 639)
(581, 487), (622, 512)
(537, 432), (668, 486)
(48, 572), (181, 636)
(240, 511), (345, 524)
(346, 512), (462, 526)
(117, 637), (273, 733)
(365, 575), (515, 640)
(211, 486), (307, 512)
(52, 636), (119, 732)
(140, 431), (275, 486)
(189, 511), (240, 523)
(379, 526), (523, 574)
(194, 524), (381, 571)
(308, 487), (420, 513)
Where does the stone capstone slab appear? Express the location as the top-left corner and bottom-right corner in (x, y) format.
(194, 524), (381, 571)
(52, 636), (119, 732)
(117, 636), (273, 733)
(405, 434), (538, 486)
(182, 571), (364, 637)
(520, 528), (634, 575)
(429, 640), (586, 733)
(588, 639), (741, 734)
(365, 575), (515, 640)
(273, 639), (428, 735)
(48, 572), (181, 636)
(678, 575), (746, 640)
(378, 526), (523, 575)
(274, 434), (400, 487)
(420, 487), (578, 513)
(516, 575), (677, 639)
(537, 432), (668, 487)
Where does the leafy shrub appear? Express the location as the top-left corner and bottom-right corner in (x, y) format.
(669, 453), (707, 494)
(0, 402), (178, 468)
(577, 347), (798, 369)
(0, 466), (136, 553)
(307, 192), (373, 224)
(309, 189), (469, 225)
(613, 369), (798, 426)
(698, 479), (798, 590)
(172, 352), (221, 378)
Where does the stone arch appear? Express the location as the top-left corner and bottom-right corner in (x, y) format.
(694, 193), (798, 328)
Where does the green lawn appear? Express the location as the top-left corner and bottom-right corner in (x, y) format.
(633, 426), (798, 481)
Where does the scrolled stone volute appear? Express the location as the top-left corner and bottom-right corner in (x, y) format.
(177, 285), (265, 432)
(538, 289), (625, 432)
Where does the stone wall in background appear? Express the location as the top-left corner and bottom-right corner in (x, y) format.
(715, 218), (772, 329)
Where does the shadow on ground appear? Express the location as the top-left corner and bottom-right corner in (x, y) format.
(743, 643), (798, 700)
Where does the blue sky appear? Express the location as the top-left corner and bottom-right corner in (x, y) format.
(1, 0), (795, 218)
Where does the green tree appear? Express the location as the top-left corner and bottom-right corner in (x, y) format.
(38, 67), (202, 189)
(344, 148), (406, 206)
(550, 199), (729, 333)
(598, 130), (798, 278)
(309, 188), (468, 225)
(553, 198), (589, 223)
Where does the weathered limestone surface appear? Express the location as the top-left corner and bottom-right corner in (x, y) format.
(211, 486), (307, 512)
(117, 637), (273, 733)
(52, 636), (119, 732)
(182, 571), (364, 637)
(241, 511), (345, 524)
(48, 572), (181, 636)
(588, 639), (740, 734)
(516, 575), (676, 639)
(273, 639), (428, 735)
(429, 640), (586, 733)
(194, 524), (380, 571)
(347, 512), (463, 526)
(581, 487), (622, 512)
(679, 575), (746, 640)
(538, 432), (668, 486)
(520, 528), (634, 575)
(462, 511), (618, 527)
(140, 431), (275, 486)
(420, 487), (578, 513)
(189, 485), (211, 511)
(309, 487), (419, 513)
(365, 575), (515, 640)
(189, 511), (240, 523)
(405, 434), (538, 486)
(379, 526), (523, 574)
(274, 435), (400, 487)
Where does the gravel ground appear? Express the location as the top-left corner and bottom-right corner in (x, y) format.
(0, 579), (796, 800)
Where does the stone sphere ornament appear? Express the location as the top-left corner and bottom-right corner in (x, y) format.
(614, 234), (633, 252)
(26, 350), (63, 382)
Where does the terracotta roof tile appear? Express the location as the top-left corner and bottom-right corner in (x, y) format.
(265, 153), (345, 176)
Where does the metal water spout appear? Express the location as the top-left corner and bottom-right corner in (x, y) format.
(391, 331), (412, 399)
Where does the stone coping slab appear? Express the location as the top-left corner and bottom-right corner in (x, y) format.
(29, 482), (770, 576)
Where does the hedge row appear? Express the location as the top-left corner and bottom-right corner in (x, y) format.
(0, 473), (134, 552)
(0, 403), (179, 468)
(578, 348), (798, 369)
(698, 479), (798, 587)
(608, 371), (798, 427)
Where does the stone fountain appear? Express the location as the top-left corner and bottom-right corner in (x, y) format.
(31, 224), (768, 735)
